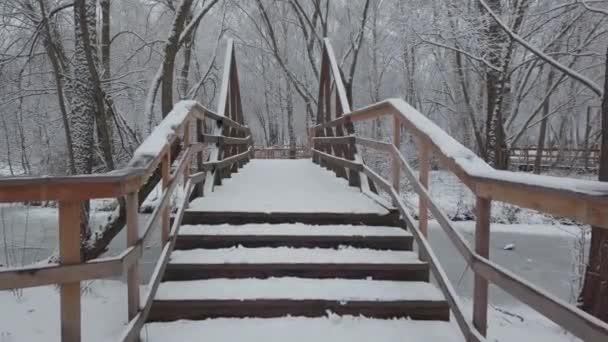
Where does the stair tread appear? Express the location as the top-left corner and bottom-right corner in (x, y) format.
(169, 246), (423, 265)
(142, 316), (463, 341)
(178, 223), (410, 237)
(155, 277), (445, 302)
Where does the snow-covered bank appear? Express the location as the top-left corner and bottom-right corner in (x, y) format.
(0, 280), (129, 342)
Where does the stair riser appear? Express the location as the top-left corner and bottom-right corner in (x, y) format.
(174, 235), (413, 251)
(181, 211), (401, 226)
(148, 300), (450, 322)
(163, 263), (429, 282)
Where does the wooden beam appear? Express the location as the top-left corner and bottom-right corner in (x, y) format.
(313, 136), (355, 145)
(355, 137), (393, 152)
(392, 115), (401, 194)
(161, 150), (171, 244)
(473, 196), (491, 336)
(126, 192), (140, 321)
(311, 149), (363, 172)
(418, 140), (430, 237)
(58, 200), (81, 342)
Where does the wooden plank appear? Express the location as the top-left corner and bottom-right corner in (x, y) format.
(202, 134), (251, 145)
(313, 136), (355, 145)
(163, 263), (429, 282)
(473, 196), (491, 336)
(392, 115), (401, 193)
(418, 140), (430, 237)
(126, 192), (140, 320)
(473, 177), (608, 229)
(311, 149), (363, 172)
(161, 150), (171, 244)
(201, 147), (252, 172)
(58, 201), (81, 342)
(0, 174), (142, 202)
(174, 234), (413, 251)
(323, 39), (351, 113)
(355, 137), (393, 152)
(181, 210), (401, 226)
(149, 299), (450, 322)
(0, 258), (122, 290)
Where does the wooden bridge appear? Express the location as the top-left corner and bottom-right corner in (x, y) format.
(1, 39), (608, 342)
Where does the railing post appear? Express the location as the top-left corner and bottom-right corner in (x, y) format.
(195, 118), (204, 197)
(126, 192), (140, 322)
(161, 149), (171, 244)
(418, 140), (430, 237)
(392, 115), (401, 194)
(473, 196), (491, 336)
(58, 200), (81, 342)
(183, 120), (191, 186)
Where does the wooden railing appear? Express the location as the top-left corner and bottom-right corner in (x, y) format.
(310, 39), (608, 342)
(509, 146), (600, 171)
(0, 38), (252, 342)
(253, 145), (311, 159)
(311, 39), (371, 193)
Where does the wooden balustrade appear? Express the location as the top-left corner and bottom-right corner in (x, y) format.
(310, 39), (608, 342)
(0, 39), (251, 342)
(311, 105), (608, 341)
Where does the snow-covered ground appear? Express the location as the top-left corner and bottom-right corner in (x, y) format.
(0, 280), (130, 342)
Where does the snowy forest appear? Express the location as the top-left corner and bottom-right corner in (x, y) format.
(1, 0), (608, 340)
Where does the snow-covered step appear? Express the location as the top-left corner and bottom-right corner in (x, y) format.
(175, 223), (413, 250)
(142, 316), (464, 342)
(149, 278), (449, 321)
(164, 246), (429, 281)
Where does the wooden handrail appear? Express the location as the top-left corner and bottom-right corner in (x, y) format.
(313, 91), (608, 341)
(313, 99), (608, 229)
(311, 39), (370, 191)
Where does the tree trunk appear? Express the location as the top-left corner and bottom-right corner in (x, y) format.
(36, 0), (76, 174)
(578, 47), (608, 323)
(161, 0), (193, 117)
(99, 0), (114, 155)
(534, 69), (554, 174)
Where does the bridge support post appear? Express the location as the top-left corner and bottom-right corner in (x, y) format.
(126, 192), (140, 323)
(58, 200), (82, 342)
(392, 115), (401, 199)
(195, 118), (204, 197)
(418, 140), (430, 238)
(161, 150), (171, 244)
(473, 196), (491, 336)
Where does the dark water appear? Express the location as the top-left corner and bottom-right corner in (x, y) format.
(427, 223), (584, 305)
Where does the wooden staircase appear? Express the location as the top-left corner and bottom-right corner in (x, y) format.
(145, 160), (451, 333)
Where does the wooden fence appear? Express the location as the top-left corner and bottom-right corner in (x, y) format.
(253, 145), (311, 159)
(0, 39), (252, 342)
(310, 38), (608, 342)
(509, 146), (600, 171)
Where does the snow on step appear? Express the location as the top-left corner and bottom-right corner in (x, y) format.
(179, 223), (410, 237)
(142, 316), (464, 342)
(169, 246), (422, 264)
(155, 277), (444, 302)
(187, 159), (388, 214)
